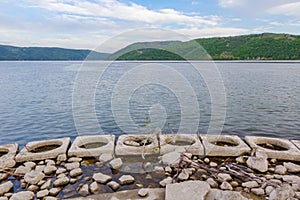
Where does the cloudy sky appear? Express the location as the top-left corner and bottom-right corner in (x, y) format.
(0, 0), (300, 52)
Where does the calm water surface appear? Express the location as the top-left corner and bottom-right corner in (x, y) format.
(0, 61), (299, 146)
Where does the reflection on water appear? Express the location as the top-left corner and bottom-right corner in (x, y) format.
(0, 61), (300, 146)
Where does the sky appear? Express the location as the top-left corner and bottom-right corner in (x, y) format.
(0, 0), (300, 52)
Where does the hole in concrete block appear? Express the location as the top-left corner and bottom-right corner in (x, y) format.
(28, 142), (62, 153)
(79, 142), (107, 149)
(165, 138), (195, 146)
(124, 137), (152, 147)
(257, 143), (289, 151)
(208, 138), (239, 147)
(0, 148), (9, 158)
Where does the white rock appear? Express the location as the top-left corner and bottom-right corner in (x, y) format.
(37, 189), (49, 198)
(35, 165), (45, 172)
(274, 165), (287, 175)
(246, 156), (268, 173)
(0, 197), (8, 200)
(109, 158), (123, 170)
(210, 162), (218, 167)
(242, 181), (259, 188)
(283, 162), (300, 173)
(204, 158), (210, 163)
(220, 182), (233, 190)
(45, 159), (56, 166)
(107, 181), (120, 190)
(49, 187), (61, 196)
(57, 154), (67, 162)
(44, 165), (57, 175)
(165, 166), (172, 174)
(15, 166), (31, 175)
(70, 168), (82, 177)
(68, 157), (82, 162)
(56, 167), (67, 174)
(27, 185), (39, 192)
(206, 178), (218, 188)
(53, 176), (69, 187)
(236, 156), (246, 164)
(269, 184), (295, 200)
(166, 181), (210, 200)
(218, 173), (232, 182)
(57, 173), (66, 179)
(251, 188), (265, 196)
(65, 162), (80, 171)
(119, 175), (135, 185)
(0, 173), (8, 181)
(206, 189), (249, 200)
(10, 191), (34, 200)
(0, 181), (13, 196)
(41, 179), (52, 190)
(99, 154), (114, 163)
(178, 169), (189, 181)
(138, 188), (148, 197)
(153, 166), (165, 174)
(265, 186), (274, 195)
(78, 184), (89, 195)
(282, 175), (300, 184)
(24, 171), (45, 185)
(161, 152), (181, 166)
(90, 181), (99, 194)
(92, 172), (112, 184)
(24, 162), (36, 169)
(160, 177), (173, 187)
(70, 178), (77, 184)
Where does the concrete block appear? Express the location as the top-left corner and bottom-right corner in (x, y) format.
(15, 138), (70, 162)
(0, 143), (18, 169)
(115, 134), (159, 156)
(201, 135), (251, 157)
(68, 135), (115, 158)
(245, 136), (300, 161)
(159, 134), (204, 155)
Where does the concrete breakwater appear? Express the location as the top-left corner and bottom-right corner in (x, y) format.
(1, 133), (300, 199)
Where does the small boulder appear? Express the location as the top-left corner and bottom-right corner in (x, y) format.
(246, 156), (268, 173)
(274, 165), (287, 175)
(37, 189), (49, 198)
(161, 152), (181, 166)
(138, 188), (148, 197)
(92, 172), (112, 184)
(90, 181), (99, 194)
(10, 191), (34, 200)
(109, 158), (123, 170)
(242, 181), (259, 188)
(65, 162), (80, 171)
(78, 184), (89, 196)
(0, 181), (13, 196)
(44, 165), (57, 175)
(217, 173), (232, 182)
(159, 177), (173, 187)
(119, 175), (135, 185)
(107, 181), (120, 190)
(220, 182), (233, 191)
(70, 168), (82, 177)
(53, 176), (69, 187)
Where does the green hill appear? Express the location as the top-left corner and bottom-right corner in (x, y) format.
(109, 33), (300, 60)
(0, 45), (110, 61)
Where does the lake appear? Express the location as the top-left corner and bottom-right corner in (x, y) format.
(0, 61), (299, 146)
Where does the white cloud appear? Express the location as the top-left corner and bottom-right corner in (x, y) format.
(268, 2), (300, 18)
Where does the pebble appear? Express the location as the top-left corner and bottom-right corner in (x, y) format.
(78, 184), (89, 195)
(230, 181), (239, 187)
(178, 169), (189, 181)
(220, 181), (233, 190)
(119, 175), (135, 185)
(65, 162), (80, 171)
(70, 178), (77, 184)
(41, 179), (52, 190)
(90, 182), (99, 194)
(49, 187), (61, 196)
(159, 177), (173, 187)
(0, 173), (8, 181)
(15, 166), (31, 175)
(109, 158), (123, 170)
(246, 156), (268, 173)
(0, 181), (13, 196)
(27, 185), (39, 193)
(38, 180), (46, 186)
(204, 158), (210, 163)
(165, 166), (172, 174)
(10, 191), (34, 200)
(93, 172), (112, 184)
(236, 156), (246, 164)
(153, 166), (165, 174)
(38, 161), (45, 165)
(265, 186), (274, 195)
(56, 168), (67, 175)
(68, 157), (82, 162)
(99, 154), (114, 163)
(265, 174), (274, 180)
(24, 171), (45, 185)
(274, 165), (287, 175)
(37, 189), (49, 198)
(209, 162), (218, 167)
(107, 181), (120, 190)
(251, 188), (265, 196)
(54, 176), (69, 187)
(242, 181), (259, 188)
(138, 188), (148, 197)
(35, 165), (46, 172)
(44, 165), (57, 175)
(206, 178), (218, 188)
(57, 154), (67, 162)
(70, 168), (83, 177)
(146, 174), (152, 180)
(45, 160), (56, 166)
(284, 162), (300, 173)
(24, 162), (36, 169)
(217, 173), (232, 182)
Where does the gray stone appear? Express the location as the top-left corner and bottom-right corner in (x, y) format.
(178, 169), (189, 181)
(230, 181), (239, 187)
(274, 165), (287, 175)
(38, 180), (46, 186)
(53, 176), (69, 187)
(159, 177), (173, 187)
(70, 168), (82, 177)
(65, 162), (80, 171)
(166, 180), (210, 200)
(90, 181), (99, 194)
(0, 181), (13, 196)
(269, 184), (295, 200)
(265, 186), (274, 195)
(161, 152), (181, 166)
(49, 187), (61, 196)
(283, 162), (300, 173)
(282, 175), (300, 184)
(119, 175), (135, 185)
(57, 173), (67, 179)
(10, 191), (34, 200)
(246, 156), (268, 173)
(206, 178), (218, 188)
(153, 166), (165, 174)
(210, 162), (218, 167)
(15, 166), (31, 175)
(45, 159), (56, 166)
(109, 158), (123, 170)
(24, 171), (45, 185)
(138, 188), (148, 197)
(27, 185), (39, 192)
(251, 188), (265, 196)
(204, 158), (210, 163)
(164, 166), (172, 174)
(35, 165), (45, 172)
(242, 181), (259, 188)
(206, 189), (249, 200)
(44, 165), (57, 175)
(220, 182), (233, 190)
(70, 178), (77, 184)
(41, 179), (52, 190)
(56, 167), (67, 174)
(218, 173), (232, 182)
(68, 157), (82, 162)
(78, 184), (89, 195)
(57, 154), (67, 162)
(107, 181), (120, 190)
(236, 156), (246, 164)
(99, 153), (114, 163)
(93, 172), (112, 184)
(0, 173), (8, 181)
(24, 162), (36, 169)
(37, 189), (49, 198)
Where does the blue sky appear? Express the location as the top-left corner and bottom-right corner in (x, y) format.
(0, 0), (300, 51)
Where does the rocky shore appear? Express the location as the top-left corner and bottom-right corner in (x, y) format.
(1, 134), (300, 199)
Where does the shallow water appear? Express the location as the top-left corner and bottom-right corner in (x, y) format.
(0, 61), (300, 146)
